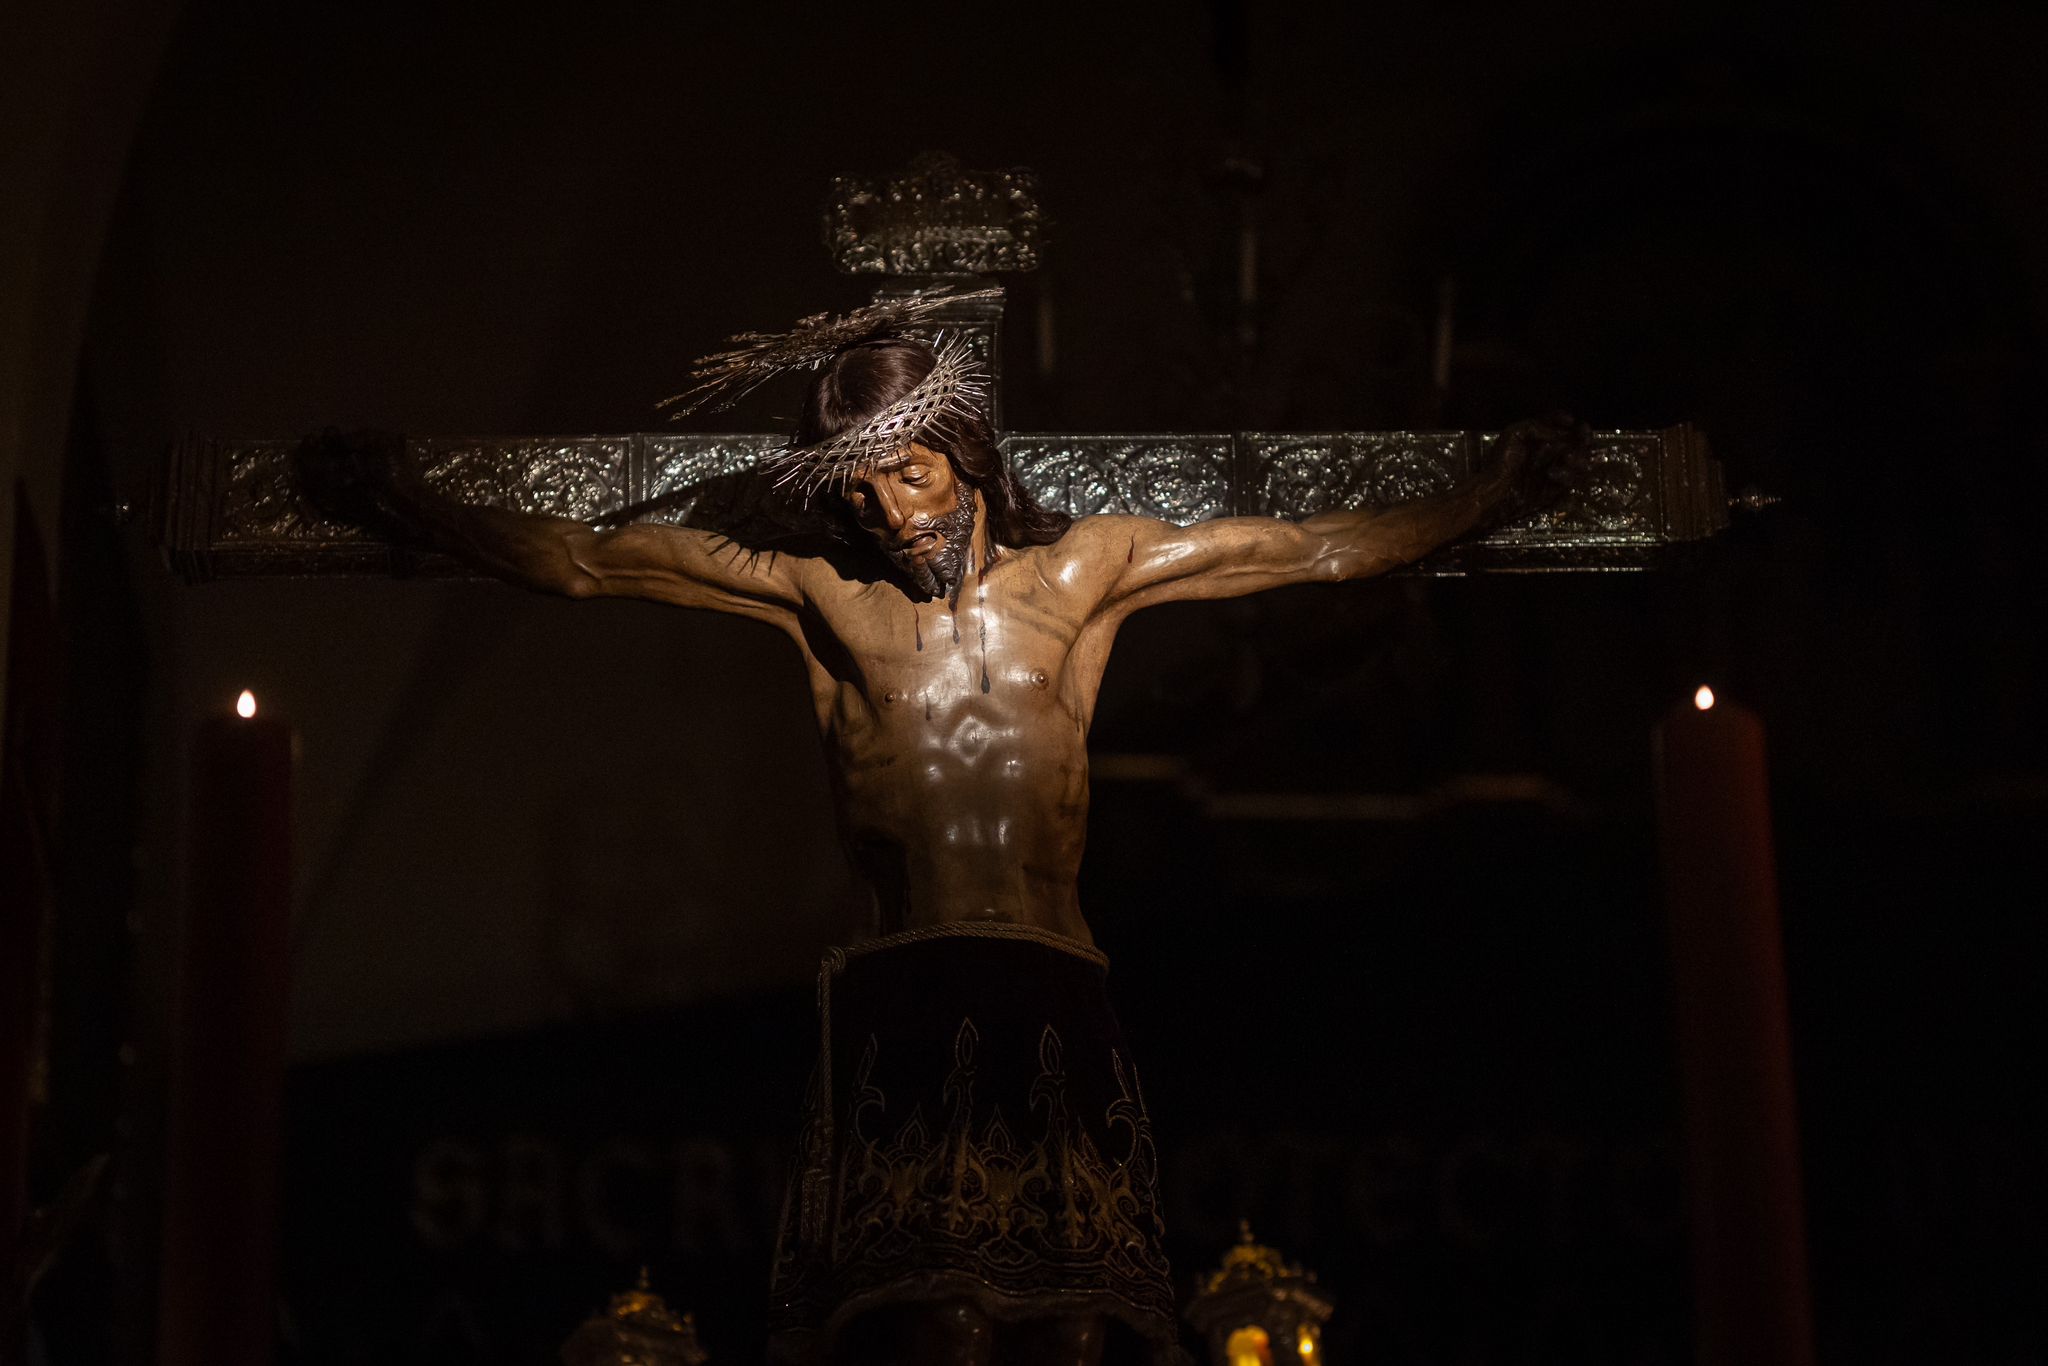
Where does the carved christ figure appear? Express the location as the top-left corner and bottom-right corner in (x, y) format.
(311, 329), (1579, 1366)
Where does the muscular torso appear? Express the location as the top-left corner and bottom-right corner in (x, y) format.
(454, 449), (1504, 941)
(788, 541), (1120, 942)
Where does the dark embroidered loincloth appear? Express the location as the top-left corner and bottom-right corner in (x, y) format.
(768, 923), (1181, 1364)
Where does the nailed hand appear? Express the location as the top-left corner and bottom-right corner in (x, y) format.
(1485, 412), (1593, 522)
(293, 428), (422, 537)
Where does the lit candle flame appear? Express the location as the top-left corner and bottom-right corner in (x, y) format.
(1694, 685), (1715, 712)
(236, 690), (258, 719)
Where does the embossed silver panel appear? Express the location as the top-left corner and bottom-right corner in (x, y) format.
(639, 434), (785, 526)
(826, 154), (1043, 277)
(412, 437), (633, 521)
(1005, 436), (1234, 523)
(1240, 433), (1476, 517)
(215, 437), (360, 543)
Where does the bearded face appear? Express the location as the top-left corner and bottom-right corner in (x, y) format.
(884, 480), (977, 600)
(844, 444), (981, 602)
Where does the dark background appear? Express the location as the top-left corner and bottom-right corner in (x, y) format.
(19, 0), (2048, 1362)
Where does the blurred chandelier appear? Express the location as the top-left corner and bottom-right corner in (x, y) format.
(559, 1270), (708, 1366)
(1185, 1221), (1334, 1365)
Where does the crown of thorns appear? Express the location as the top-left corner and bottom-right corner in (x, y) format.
(660, 288), (999, 500)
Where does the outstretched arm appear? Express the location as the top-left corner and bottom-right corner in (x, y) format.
(1083, 417), (1584, 618)
(297, 431), (804, 619)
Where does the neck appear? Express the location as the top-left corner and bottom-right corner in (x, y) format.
(939, 492), (993, 610)
(967, 489), (993, 574)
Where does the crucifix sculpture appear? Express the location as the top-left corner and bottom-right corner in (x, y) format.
(157, 155), (1736, 1366)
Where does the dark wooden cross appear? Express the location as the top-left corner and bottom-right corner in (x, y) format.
(156, 155), (1734, 580)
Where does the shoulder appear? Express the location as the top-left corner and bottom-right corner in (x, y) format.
(784, 535), (893, 601)
(1017, 515), (1140, 566)
(999, 515), (1170, 607)
(1038, 514), (1166, 564)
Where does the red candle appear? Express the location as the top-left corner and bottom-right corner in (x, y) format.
(158, 690), (294, 1366)
(1654, 687), (1814, 1366)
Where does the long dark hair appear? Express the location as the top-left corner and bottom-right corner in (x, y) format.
(794, 337), (1071, 551)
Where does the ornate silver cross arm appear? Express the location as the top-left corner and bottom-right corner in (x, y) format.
(153, 154), (1735, 582)
(155, 424), (1724, 582)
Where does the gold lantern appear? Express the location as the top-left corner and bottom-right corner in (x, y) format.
(560, 1270), (709, 1366)
(1184, 1222), (1334, 1366)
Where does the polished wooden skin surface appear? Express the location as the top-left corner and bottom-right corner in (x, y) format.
(372, 426), (1572, 945)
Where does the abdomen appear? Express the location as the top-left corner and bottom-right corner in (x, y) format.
(827, 694), (1091, 936)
